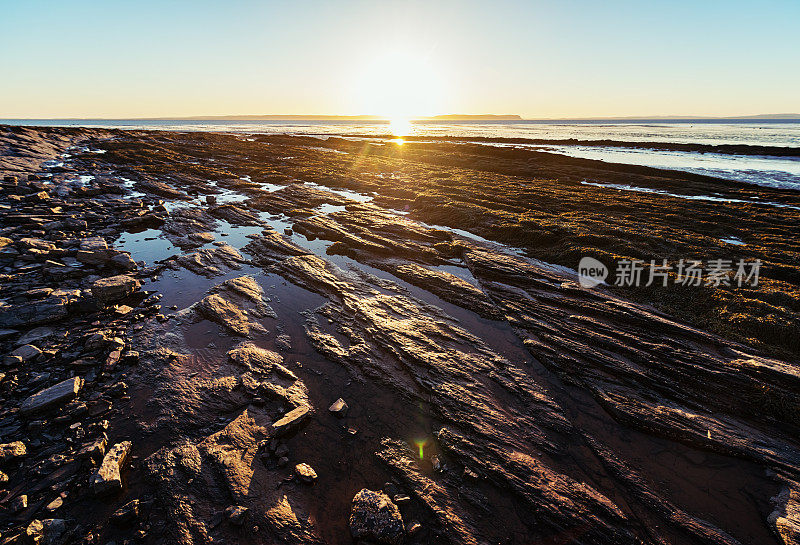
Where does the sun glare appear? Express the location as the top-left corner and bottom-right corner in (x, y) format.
(389, 117), (412, 138)
(350, 46), (447, 132)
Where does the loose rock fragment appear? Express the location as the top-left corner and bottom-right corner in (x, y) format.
(271, 405), (310, 436)
(111, 499), (140, 525)
(91, 440), (132, 495)
(0, 440), (26, 463)
(11, 494), (27, 512)
(294, 463), (317, 483)
(12, 344), (42, 362)
(45, 497), (63, 512)
(24, 518), (67, 545)
(20, 377), (83, 416)
(349, 488), (405, 545)
(328, 397), (348, 417)
(225, 505), (248, 526)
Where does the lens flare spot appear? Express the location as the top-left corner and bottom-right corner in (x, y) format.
(414, 439), (427, 460)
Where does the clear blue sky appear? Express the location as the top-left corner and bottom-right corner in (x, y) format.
(1, 0), (798, 118)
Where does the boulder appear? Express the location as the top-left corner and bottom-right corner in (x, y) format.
(20, 377), (83, 416)
(91, 275), (141, 306)
(349, 488), (405, 545)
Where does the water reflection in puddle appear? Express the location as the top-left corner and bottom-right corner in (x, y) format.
(115, 228), (176, 265)
(305, 181), (373, 203)
(581, 180), (800, 210)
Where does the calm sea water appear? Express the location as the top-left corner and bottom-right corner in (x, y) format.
(4, 119), (799, 190)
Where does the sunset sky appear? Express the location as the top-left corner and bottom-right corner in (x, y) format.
(1, 0), (798, 119)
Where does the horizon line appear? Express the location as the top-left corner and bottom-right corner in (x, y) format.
(1, 113), (799, 121)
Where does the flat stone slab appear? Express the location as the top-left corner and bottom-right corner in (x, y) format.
(12, 344), (41, 362)
(20, 377), (83, 416)
(270, 405), (310, 436)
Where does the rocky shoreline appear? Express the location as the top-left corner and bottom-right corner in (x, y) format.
(0, 124), (798, 545)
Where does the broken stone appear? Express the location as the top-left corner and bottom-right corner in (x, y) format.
(109, 381), (128, 397)
(273, 362), (297, 380)
(12, 344), (42, 362)
(271, 405), (310, 436)
(349, 488), (405, 545)
(24, 518), (67, 545)
(227, 342), (282, 374)
(393, 494), (411, 506)
(0, 440), (26, 463)
(11, 494), (28, 512)
(16, 326), (55, 345)
(225, 505), (248, 526)
(111, 499), (140, 525)
(121, 350), (139, 365)
(294, 463), (317, 483)
(113, 304), (134, 316)
(45, 497), (63, 512)
(91, 440), (132, 495)
(20, 377), (83, 416)
(4, 355), (23, 366)
(79, 436), (108, 464)
(76, 237), (116, 265)
(328, 397), (348, 417)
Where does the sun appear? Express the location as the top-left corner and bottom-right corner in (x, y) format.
(389, 117), (412, 138)
(350, 46), (448, 135)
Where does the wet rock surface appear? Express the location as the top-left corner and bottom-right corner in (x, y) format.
(0, 124), (798, 545)
(349, 488), (404, 545)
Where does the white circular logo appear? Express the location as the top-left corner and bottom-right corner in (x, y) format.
(578, 256), (608, 288)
